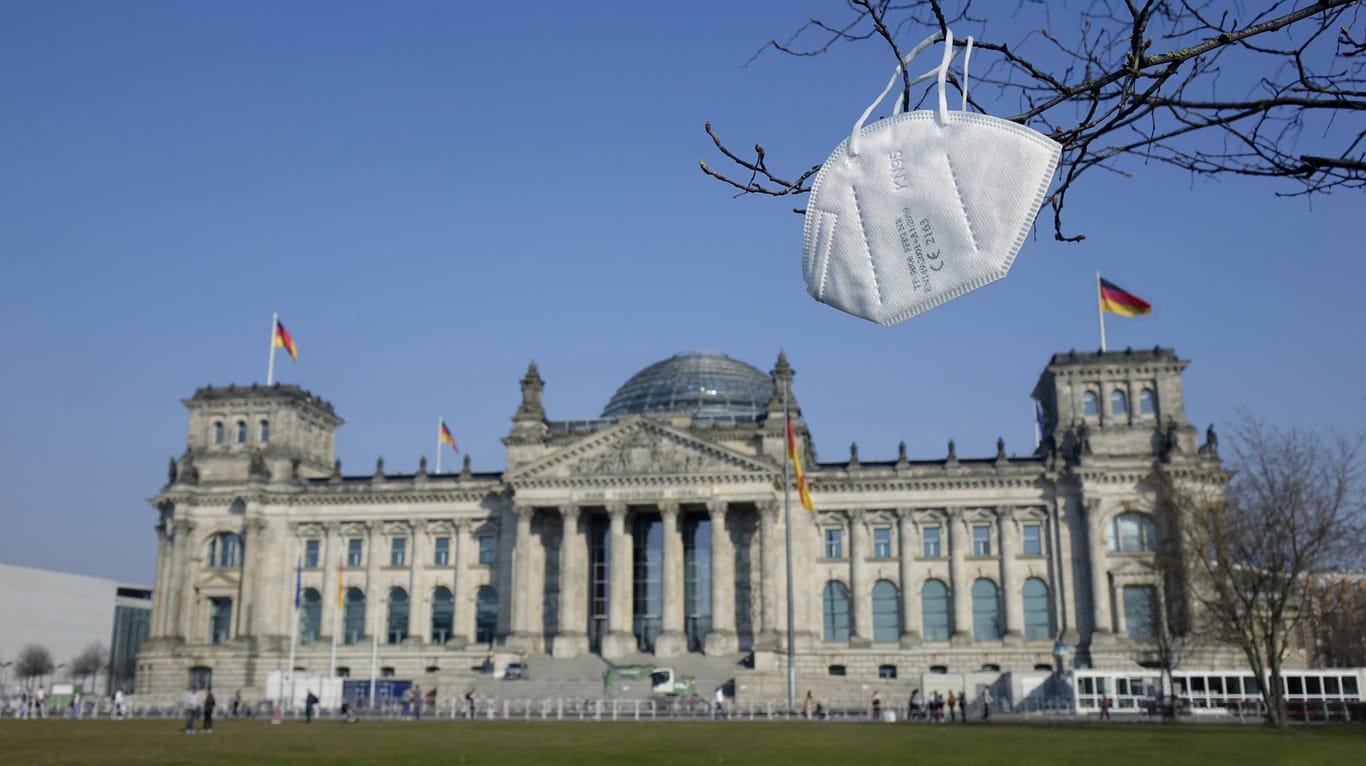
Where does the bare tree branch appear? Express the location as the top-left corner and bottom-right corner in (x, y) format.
(704, 0), (1366, 240)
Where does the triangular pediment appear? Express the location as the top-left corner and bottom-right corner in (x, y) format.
(507, 419), (775, 482)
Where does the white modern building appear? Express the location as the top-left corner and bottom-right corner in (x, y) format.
(0, 562), (151, 697)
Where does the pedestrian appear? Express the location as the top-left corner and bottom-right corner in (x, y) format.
(19, 689), (29, 720)
(113, 689), (126, 719)
(231, 689), (242, 718)
(183, 687), (199, 733)
(202, 687), (216, 733)
(871, 690), (882, 721)
(305, 690), (318, 723)
(1099, 694), (1111, 721)
(713, 686), (727, 720)
(982, 688), (992, 721)
(802, 690), (814, 720)
(412, 685), (422, 721)
(908, 688), (922, 721)
(960, 689), (968, 721)
(947, 690), (956, 721)
(36, 687), (46, 718)
(465, 689), (476, 719)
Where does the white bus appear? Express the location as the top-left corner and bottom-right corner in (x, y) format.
(1072, 668), (1364, 719)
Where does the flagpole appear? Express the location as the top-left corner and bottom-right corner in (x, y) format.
(436, 417), (443, 475)
(782, 380), (797, 714)
(267, 313), (279, 385)
(1096, 273), (1107, 352)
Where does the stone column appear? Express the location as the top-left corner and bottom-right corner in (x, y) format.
(150, 522), (172, 637)
(1086, 499), (1113, 636)
(704, 500), (737, 655)
(1000, 508), (1022, 644)
(450, 520), (468, 645)
(897, 509), (921, 647)
(366, 521), (382, 643)
(241, 516), (272, 639)
(409, 521), (427, 644)
(553, 505), (589, 658)
(601, 503), (635, 658)
(174, 519), (198, 641)
(654, 501), (686, 657)
(509, 505), (536, 649)
(948, 514), (972, 644)
(756, 500), (784, 650)
(321, 522), (341, 645)
(849, 510), (872, 646)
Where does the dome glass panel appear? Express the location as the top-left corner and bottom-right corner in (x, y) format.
(602, 351), (773, 420)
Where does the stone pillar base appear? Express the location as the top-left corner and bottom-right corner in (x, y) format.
(551, 631), (590, 659)
(848, 636), (872, 649)
(898, 631), (923, 649)
(652, 630), (687, 658)
(600, 631), (636, 659)
(704, 629), (737, 656)
(1002, 631), (1025, 647)
(754, 630), (783, 652)
(950, 631), (974, 648)
(502, 631), (542, 653)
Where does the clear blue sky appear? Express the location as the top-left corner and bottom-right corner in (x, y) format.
(2, 1), (1360, 584)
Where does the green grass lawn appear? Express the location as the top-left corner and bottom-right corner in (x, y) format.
(1, 719), (1361, 765)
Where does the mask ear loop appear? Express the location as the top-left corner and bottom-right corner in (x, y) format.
(849, 30), (963, 156)
(961, 36), (973, 112)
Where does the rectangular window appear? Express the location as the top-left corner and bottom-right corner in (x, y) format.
(347, 538), (363, 567)
(209, 598), (232, 645)
(972, 525), (991, 556)
(1022, 524), (1042, 555)
(434, 536), (450, 565)
(390, 538), (407, 567)
(872, 527), (892, 558)
(304, 539), (321, 568)
(823, 528), (843, 559)
(478, 535), (495, 565)
(922, 527), (941, 557)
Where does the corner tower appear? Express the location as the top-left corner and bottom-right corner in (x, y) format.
(175, 383), (344, 485)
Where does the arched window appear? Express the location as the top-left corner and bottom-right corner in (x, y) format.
(1139, 388), (1156, 414)
(386, 587), (409, 644)
(474, 586), (498, 644)
(871, 580), (900, 642)
(1108, 513), (1158, 552)
(236, 421), (247, 443)
(1022, 578), (1052, 640)
(259, 419), (270, 443)
(213, 422), (224, 444)
(206, 532), (243, 568)
(1124, 584), (1157, 638)
(971, 578), (1001, 641)
(343, 588), (365, 645)
(1111, 390), (1128, 415)
(1082, 391), (1099, 416)
(921, 579), (950, 641)
(431, 586), (454, 644)
(299, 588), (321, 645)
(822, 581), (850, 641)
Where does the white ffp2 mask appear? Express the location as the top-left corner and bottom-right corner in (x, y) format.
(802, 30), (1061, 326)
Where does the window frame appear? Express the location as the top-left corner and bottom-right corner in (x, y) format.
(1111, 389), (1128, 415)
(390, 537), (407, 567)
(433, 536), (450, 566)
(922, 526), (942, 557)
(872, 526), (892, 558)
(823, 528), (844, 559)
(347, 538), (364, 567)
(972, 525), (992, 556)
(477, 535), (496, 565)
(1022, 523), (1043, 556)
(304, 539), (321, 568)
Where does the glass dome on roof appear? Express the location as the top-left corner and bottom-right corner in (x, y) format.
(601, 350), (773, 420)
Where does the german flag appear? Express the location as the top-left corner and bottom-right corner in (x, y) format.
(1099, 278), (1151, 317)
(440, 421), (459, 454)
(274, 318), (298, 360)
(787, 418), (814, 512)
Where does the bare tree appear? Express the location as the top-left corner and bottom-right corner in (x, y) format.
(16, 644), (54, 685)
(1157, 420), (1366, 727)
(701, 0), (1365, 241)
(70, 643), (107, 693)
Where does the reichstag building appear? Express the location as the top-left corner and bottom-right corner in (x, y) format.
(136, 348), (1224, 702)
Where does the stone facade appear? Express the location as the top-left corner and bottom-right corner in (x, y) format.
(137, 349), (1226, 701)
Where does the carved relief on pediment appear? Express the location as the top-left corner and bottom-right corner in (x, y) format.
(568, 424), (755, 478)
